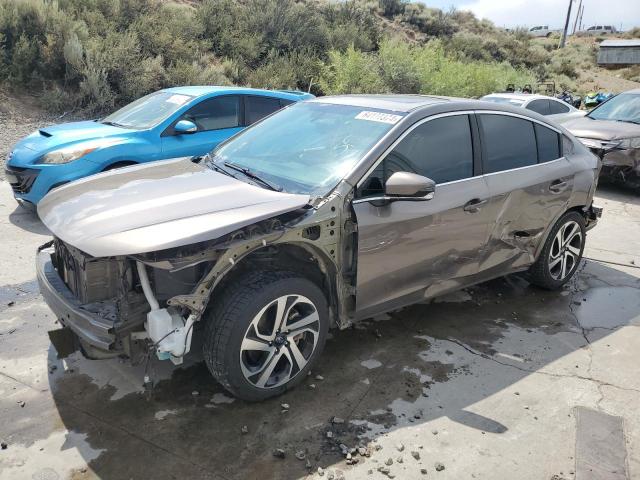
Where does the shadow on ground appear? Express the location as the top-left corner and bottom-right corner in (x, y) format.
(38, 259), (639, 480)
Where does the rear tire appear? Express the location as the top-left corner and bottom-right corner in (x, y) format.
(528, 211), (586, 289)
(203, 270), (329, 401)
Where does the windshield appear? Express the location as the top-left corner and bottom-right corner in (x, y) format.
(587, 93), (640, 124)
(208, 102), (403, 195)
(481, 96), (525, 107)
(102, 91), (194, 129)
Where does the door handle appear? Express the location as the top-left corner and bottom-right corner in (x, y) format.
(463, 198), (487, 213)
(549, 179), (568, 193)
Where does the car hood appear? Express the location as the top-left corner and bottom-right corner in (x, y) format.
(15, 120), (136, 155)
(563, 116), (640, 141)
(37, 158), (310, 257)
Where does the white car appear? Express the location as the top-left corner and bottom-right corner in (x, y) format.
(480, 93), (586, 124)
(529, 25), (557, 37)
(581, 25), (617, 35)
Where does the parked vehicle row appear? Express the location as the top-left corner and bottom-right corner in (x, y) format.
(28, 92), (602, 400)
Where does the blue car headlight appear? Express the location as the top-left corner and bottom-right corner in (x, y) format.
(36, 139), (119, 165)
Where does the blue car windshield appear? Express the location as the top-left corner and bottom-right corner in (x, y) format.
(587, 94), (640, 124)
(208, 102), (403, 195)
(102, 91), (194, 129)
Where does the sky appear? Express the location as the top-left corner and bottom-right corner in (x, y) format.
(423, 0), (640, 31)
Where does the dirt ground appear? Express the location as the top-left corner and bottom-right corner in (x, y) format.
(0, 174), (638, 480)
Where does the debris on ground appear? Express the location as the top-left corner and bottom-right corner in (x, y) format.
(332, 416), (345, 424)
(191, 390), (199, 396)
(7, 301), (14, 307)
(1, 441), (7, 450)
(435, 462), (445, 471)
(295, 450), (306, 460)
(420, 468), (428, 474)
(17, 400), (25, 408)
(317, 467), (324, 476)
(411, 451), (421, 460)
(281, 403), (290, 410)
(385, 458), (393, 466)
(273, 448), (286, 459)
(315, 375), (324, 381)
(240, 425), (248, 434)
(396, 443), (405, 452)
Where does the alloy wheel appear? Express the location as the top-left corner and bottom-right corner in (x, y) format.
(239, 295), (320, 389)
(548, 220), (583, 281)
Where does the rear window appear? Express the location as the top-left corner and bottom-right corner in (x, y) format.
(535, 124), (561, 162)
(527, 99), (550, 115)
(479, 114), (537, 173)
(549, 100), (570, 114)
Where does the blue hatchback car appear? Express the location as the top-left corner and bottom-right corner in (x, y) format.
(5, 86), (314, 207)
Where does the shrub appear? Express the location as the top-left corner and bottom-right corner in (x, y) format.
(319, 45), (385, 94)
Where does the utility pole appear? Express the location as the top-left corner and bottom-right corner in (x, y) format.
(559, 0), (573, 49)
(572, 0), (582, 34)
(578, 4), (584, 31)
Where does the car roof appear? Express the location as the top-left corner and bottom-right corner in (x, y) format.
(482, 92), (559, 102)
(162, 85), (313, 100)
(308, 94), (455, 113)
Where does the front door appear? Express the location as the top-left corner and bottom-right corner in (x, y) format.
(353, 113), (492, 318)
(161, 95), (244, 159)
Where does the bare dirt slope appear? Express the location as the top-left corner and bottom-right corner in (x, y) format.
(0, 90), (61, 179)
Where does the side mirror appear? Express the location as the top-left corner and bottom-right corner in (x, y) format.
(385, 172), (435, 199)
(174, 119), (198, 135)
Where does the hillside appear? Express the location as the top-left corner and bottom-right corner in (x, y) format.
(0, 0), (637, 117)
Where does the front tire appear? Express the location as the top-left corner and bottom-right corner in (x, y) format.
(203, 270), (329, 401)
(529, 211), (586, 289)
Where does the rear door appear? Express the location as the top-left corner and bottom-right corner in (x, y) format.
(161, 95), (243, 158)
(244, 96), (288, 125)
(353, 113), (493, 317)
(476, 112), (574, 273)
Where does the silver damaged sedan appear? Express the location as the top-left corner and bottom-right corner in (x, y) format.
(36, 95), (602, 400)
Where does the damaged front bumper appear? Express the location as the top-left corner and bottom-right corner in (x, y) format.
(594, 147), (640, 187)
(37, 248), (117, 355)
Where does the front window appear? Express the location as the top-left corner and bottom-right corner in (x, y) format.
(207, 102), (403, 195)
(481, 96), (525, 108)
(587, 93), (640, 125)
(103, 91), (194, 129)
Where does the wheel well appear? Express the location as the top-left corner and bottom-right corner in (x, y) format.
(212, 243), (339, 326)
(102, 161), (137, 171)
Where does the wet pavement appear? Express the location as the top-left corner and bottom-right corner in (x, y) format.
(0, 180), (638, 480)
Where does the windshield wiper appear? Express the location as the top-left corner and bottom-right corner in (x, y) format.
(223, 161), (282, 192)
(202, 154), (237, 179)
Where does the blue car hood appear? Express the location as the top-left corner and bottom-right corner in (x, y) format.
(17, 120), (136, 154)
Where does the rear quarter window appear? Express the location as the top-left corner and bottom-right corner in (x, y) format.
(479, 114), (538, 173)
(535, 124), (561, 162)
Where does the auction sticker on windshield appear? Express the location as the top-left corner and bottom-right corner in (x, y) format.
(355, 111), (403, 124)
(167, 94), (191, 105)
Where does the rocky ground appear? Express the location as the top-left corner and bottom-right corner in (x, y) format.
(0, 178), (638, 480)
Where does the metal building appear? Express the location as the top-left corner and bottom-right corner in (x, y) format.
(597, 39), (640, 66)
